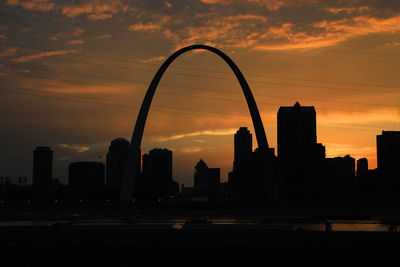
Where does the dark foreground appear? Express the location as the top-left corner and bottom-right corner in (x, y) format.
(1, 223), (400, 266)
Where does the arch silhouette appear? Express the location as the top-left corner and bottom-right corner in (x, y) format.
(120, 44), (272, 202)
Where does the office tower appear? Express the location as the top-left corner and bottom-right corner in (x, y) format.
(207, 168), (220, 193)
(194, 159), (208, 195)
(277, 102), (316, 159)
(68, 162), (105, 197)
(32, 146), (53, 194)
(140, 148), (173, 199)
(377, 131), (400, 189)
(106, 138), (129, 191)
(149, 148), (172, 182)
(194, 159), (220, 196)
(234, 127), (252, 170)
(325, 155), (355, 192)
(356, 158), (368, 178)
(230, 127), (252, 197)
(277, 102), (325, 195)
(228, 127), (271, 200)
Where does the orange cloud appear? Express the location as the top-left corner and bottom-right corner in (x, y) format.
(129, 23), (162, 31)
(7, 0), (55, 12)
(61, 1), (124, 20)
(252, 0), (285, 10)
(325, 142), (375, 160)
(10, 49), (78, 63)
(140, 56), (166, 63)
(0, 34), (6, 42)
(67, 39), (84, 45)
(385, 41), (400, 47)
(253, 14), (400, 50)
(42, 84), (130, 94)
(325, 6), (369, 14)
(96, 34), (112, 39)
(72, 27), (84, 36)
(151, 128), (238, 142)
(201, 0), (230, 4)
(176, 147), (203, 153)
(223, 14), (268, 22)
(0, 47), (18, 57)
(318, 109), (400, 126)
(57, 144), (90, 153)
(61, 4), (92, 17)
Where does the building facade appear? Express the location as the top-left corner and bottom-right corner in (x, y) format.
(194, 159), (220, 196)
(32, 146), (53, 194)
(68, 162), (105, 198)
(377, 131), (400, 190)
(106, 138), (130, 192)
(277, 102), (325, 196)
(139, 148), (173, 199)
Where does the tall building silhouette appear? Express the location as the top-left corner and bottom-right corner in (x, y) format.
(106, 138), (129, 193)
(278, 102), (316, 160)
(229, 127), (268, 200)
(325, 155), (355, 193)
(230, 128), (252, 197)
(140, 148), (173, 199)
(234, 127), (252, 170)
(68, 162), (105, 198)
(377, 131), (400, 190)
(356, 158), (368, 178)
(194, 159), (220, 197)
(32, 146), (53, 194)
(277, 102), (325, 196)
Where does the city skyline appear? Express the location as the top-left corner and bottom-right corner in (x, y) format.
(1, 103), (391, 190)
(0, 102), (396, 187)
(1, 0), (400, 186)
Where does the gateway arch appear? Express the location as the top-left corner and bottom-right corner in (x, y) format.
(120, 44), (274, 203)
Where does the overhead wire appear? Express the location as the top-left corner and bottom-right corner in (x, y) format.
(3, 67), (400, 115)
(0, 11), (398, 132)
(0, 85), (388, 132)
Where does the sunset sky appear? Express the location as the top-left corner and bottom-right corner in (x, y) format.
(1, 0), (400, 186)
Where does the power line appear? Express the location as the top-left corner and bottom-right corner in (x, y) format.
(0, 84), (251, 119)
(3, 60), (399, 98)
(0, 71), (398, 125)
(2, 43), (400, 91)
(0, 85), (390, 132)
(2, 43), (397, 90)
(3, 66), (400, 115)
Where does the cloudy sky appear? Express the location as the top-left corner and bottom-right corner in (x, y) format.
(1, 0), (400, 186)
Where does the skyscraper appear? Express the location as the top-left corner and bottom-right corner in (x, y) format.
(356, 158), (368, 178)
(325, 155), (355, 192)
(230, 127), (252, 196)
(277, 102), (316, 160)
(194, 159), (208, 195)
(229, 127), (270, 200)
(234, 127), (252, 171)
(194, 159), (220, 196)
(149, 148), (172, 183)
(32, 146), (53, 194)
(106, 138), (129, 191)
(140, 148), (173, 199)
(277, 102), (325, 195)
(377, 131), (400, 189)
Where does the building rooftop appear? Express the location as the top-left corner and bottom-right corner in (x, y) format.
(34, 146), (52, 151)
(278, 102), (315, 112)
